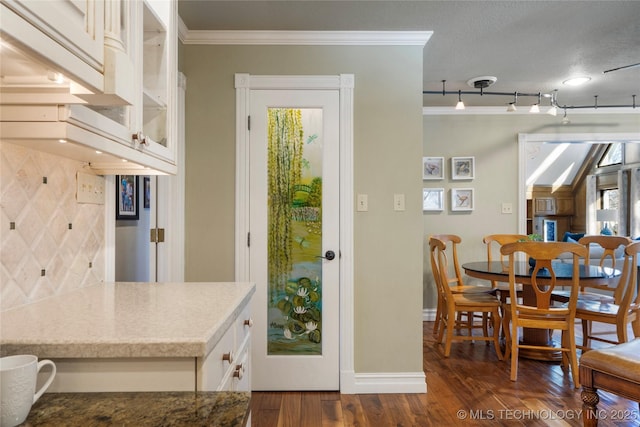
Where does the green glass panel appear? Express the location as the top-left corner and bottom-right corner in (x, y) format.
(267, 108), (323, 355)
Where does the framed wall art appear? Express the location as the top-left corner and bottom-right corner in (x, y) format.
(116, 175), (139, 220)
(143, 177), (151, 209)
(451, 156), (475, 180)
(422, 157), (444, 180)
(543, 219), (557, 242)
(423, 188), (444, 211)
(451, 188), (474, 211)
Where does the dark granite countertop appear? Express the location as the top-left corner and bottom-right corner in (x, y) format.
(20, 391), (250, 426)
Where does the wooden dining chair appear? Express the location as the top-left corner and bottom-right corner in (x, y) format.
(429, 236), (503, 359)
(429, 234), (494, 336)
(483, 234), (528, 299)
(575, 240), (640, 351)
(500, 241), (587, 387)
(483, 234), (529, 339)
(551, 235), (631, 305)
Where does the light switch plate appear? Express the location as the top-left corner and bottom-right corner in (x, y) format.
(501, 202), (513, 214)
(357, 194), (368, 211)
(394, 194), (405, 211)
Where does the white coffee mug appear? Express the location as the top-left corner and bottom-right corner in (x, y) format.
(0, 355), (56, 427)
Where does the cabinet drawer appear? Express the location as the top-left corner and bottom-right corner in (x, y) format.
(235, 303), (253, 349)
(197, 323), (236, 391)
(230, 339), (250, 392)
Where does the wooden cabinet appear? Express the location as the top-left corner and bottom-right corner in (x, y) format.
(533, 195), (574, 217)
(555, 197), (574, 216)
(534, 197), (556, 215)
(0, 0), (178, 174)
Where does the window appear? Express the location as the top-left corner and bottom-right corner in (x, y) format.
(600, 188), (619, 234)
(598, 143), (623, 167)
(601, 188), (619, 210)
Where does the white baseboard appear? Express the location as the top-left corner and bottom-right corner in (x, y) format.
(423, 308), (436, 322)
(340, 370), (426, 394)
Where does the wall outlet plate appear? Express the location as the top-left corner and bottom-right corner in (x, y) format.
(76, 172), (105, 204)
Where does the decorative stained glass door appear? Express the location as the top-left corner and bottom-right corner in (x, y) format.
(249, 90), (340, 390)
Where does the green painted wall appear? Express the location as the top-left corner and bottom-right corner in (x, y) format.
(182, 44), (425, 375)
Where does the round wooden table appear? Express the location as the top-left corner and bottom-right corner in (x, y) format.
(462, 261), (619, 361)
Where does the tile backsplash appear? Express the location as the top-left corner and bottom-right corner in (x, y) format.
(1, 142), (105, 310)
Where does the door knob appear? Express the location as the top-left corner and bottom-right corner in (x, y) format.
(317, 250), (336, 261)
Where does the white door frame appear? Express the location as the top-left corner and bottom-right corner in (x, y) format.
(104, 72), (187, 283)
(234, 73), (355, 393)
(518, 132), (640, 237)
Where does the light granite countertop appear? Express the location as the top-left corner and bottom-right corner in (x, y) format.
(0, 282), (255, 359)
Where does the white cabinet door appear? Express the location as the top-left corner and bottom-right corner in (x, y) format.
(2, 0), (104, 70)
(87, 0), (177, 168)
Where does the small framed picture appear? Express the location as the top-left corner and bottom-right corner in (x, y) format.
(422, 157), (444, 180)
(143, 177), (151, 209)
(543, 219), (557, 242)
(451, 156), (475, 180)
(451, 188), (474, 211)
(116, 175), (139, 220)
(423, 188), (444, 211)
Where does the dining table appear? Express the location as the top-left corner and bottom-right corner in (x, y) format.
(462, 260), (620, 361)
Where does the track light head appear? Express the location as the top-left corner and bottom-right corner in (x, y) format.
(455, 90), (465, 110)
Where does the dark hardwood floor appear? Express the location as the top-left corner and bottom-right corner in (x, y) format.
(250, 322), (639, 426)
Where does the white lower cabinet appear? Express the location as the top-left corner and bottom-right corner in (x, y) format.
(39, 302), (252, 393)
(198, 306), (253, 391)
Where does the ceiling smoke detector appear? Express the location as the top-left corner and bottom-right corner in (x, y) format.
(467, 76), (497, 89)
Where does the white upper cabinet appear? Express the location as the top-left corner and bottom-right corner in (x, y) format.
(1, 0), (106, 95)
(0, 0), (177, 175)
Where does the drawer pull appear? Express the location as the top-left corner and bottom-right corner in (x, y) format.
(222, 351), (234, 364)
(244, 318), (254, 327)
(234, 364), (244, 380)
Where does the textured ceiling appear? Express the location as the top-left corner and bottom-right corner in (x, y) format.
(178, 0), (640, 109)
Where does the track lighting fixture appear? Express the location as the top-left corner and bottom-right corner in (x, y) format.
(506, 92), (518, 112)
(546, 92), (558, 116)
(561, 108), (570, 125)
(424, 80), (637, 115)
(455, 90), (465, 110)
(529, 93), (542, 113)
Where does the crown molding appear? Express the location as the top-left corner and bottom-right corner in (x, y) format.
(180, 29), (432, 46)
(178, 15), (188, 43)
(423, 106), (640, 115)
